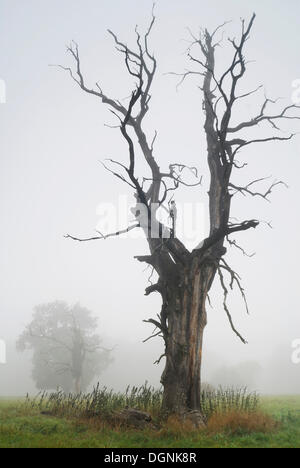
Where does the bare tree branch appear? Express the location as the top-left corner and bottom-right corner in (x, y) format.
(217, 267), (247, 344)
(226, 236), (255, 258)
(220, 258), (249, 315)
(229, 178), (288, 201)
(65, 223), (140, 242)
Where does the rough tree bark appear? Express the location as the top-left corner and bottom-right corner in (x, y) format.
(61, 10), (300, 413)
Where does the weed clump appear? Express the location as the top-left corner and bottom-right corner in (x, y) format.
(24, 382), (162, 421)
(24, 383), (262, 432)
(200, 386), (259, 421)
(207, 410), (277, 435)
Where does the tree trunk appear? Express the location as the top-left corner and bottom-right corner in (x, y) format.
(161, 255), (217, 413)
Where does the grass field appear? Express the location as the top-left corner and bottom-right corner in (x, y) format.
(0, 395), (299, 448)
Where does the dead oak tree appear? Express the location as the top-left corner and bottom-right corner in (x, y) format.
(61, 11), (299, 413)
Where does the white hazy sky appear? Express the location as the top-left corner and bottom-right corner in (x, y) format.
(0, 0), (300, 393)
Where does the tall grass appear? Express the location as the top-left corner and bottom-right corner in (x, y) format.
(200, 386), (259, 421)
(24, 383), (260, 424)
(24, 382), (162, 419)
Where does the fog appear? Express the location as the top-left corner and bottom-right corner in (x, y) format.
(1, 0), (300, 396)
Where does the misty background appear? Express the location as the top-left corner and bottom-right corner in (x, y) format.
(0, 0), (300, 395)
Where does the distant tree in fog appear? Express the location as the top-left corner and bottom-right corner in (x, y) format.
(17, 301), (112, 393)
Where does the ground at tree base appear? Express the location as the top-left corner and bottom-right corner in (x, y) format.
(0, 396), (299, 448)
